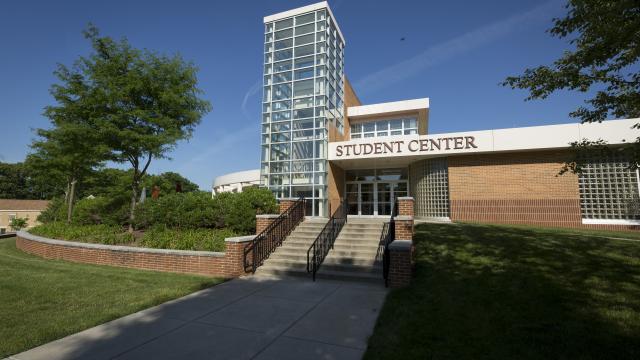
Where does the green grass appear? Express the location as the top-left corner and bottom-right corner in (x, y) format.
(365, 223), (640, 360)
(0, 237), (222, 358)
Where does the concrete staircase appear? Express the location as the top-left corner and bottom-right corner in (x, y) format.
(255, 217), (385, 283)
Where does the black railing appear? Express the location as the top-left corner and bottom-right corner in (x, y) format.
(244, 197), (305, 273)
(307, 200), (347, 281)
(379, 199), (398, 287)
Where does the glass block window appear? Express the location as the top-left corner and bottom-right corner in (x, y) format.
(579, 153), (640, 221)
(410, 158), (449, 218)
(351, 118), (417, 139)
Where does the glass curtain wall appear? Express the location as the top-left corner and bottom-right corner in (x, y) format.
(262, 8), (345, 216)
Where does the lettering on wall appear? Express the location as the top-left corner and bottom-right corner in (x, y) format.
(334, 136), (478, 157)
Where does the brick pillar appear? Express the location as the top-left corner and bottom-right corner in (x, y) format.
(223, 236), (255, 277)
(388, 240), (412, 288)
(395, 197), (414, 240)
(279, 198), (298, 214)
(388, 197), (415, 288)
(256, 214), (279, 235)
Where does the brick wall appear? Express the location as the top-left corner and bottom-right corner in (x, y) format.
(16, 232), (252, 278)
(448, 150), (639, 231)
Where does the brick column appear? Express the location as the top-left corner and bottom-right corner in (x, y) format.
(256, 214), (279, 235)
(394, 197), (414, 240)
(223, 236), (255, 277)
(279, 198), (298, 214)
(388, 240), (412, 288)
(388, 197), (414, 288)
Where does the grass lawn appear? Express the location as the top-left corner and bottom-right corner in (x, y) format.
(366, 223), (640, 359)
(0, 237), (223, 358)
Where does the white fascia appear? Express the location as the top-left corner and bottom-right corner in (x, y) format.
(263, 1), (346, 45)
(348, 98), (430, 118)
(581, 218), (640, 225)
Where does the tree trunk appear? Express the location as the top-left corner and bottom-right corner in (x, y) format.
(128, 181), (138, 233)
(67, 179), (77, 224)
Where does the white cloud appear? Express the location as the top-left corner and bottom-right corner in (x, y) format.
(354, 0), (561, 95)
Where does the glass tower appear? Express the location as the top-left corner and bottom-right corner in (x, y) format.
(261, 3), (345, 216)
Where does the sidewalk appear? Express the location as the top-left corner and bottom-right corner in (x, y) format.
(8, 275), (388, 360)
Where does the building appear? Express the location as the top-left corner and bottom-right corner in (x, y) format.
(212, 169), (261, 196)
(261, 2), (639, 229)
(0, 199), (49, 233)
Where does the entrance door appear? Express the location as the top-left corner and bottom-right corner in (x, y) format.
(346, 180), (408, 216)
(377, 181), (409, 215)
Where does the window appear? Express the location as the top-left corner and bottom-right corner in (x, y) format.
(295, 56), (314, 69)
(273, 60), (292, 72)
(293, 80), (314, 97)
(295, 13), (315, 25)
(295, 33), (315, 46)
(410, 159), (449, 218)
(295, 23), (315, 35)
(274, 28), (293, 40)
(293, 97), (313, 109)
(275, 18), (293, 30)
(579, 153), (640, 223)
(294, 68), (314, 80)
(275, 38), (293, 50)
(275, 49), (292, 61)
(350, 117), (419, 139)
(294, 44), (314, 57)
(272, 83), (291, 100)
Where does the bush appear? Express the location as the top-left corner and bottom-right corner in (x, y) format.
(9, 217), (28, 231)
(37, 197), (66, 223)
(29, 222), (134, 245)
(72, 196), (129, 226)
(133, 187), (278, 234)
(140, 226), (235, 252)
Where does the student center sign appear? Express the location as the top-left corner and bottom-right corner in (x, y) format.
(259, 2), (640, 229)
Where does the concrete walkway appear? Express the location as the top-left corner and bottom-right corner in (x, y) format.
(9, 275), (388, 360)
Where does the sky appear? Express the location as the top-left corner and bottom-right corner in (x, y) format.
(0, 0), (591, 190)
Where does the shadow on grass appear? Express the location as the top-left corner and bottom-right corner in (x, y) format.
(365, 223), (640, 360)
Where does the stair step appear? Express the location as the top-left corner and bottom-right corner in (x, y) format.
(255, 265), (383, 284)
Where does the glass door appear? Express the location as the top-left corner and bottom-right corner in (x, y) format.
(360, 183), (375, 215)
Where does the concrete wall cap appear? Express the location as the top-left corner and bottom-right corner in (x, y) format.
(18, 230), (225, 257)
(224, 235), (255, 243)
(394, 215), (414, 221)
(278, 197), (301, 201)
(397, 197), (415, 201)
(255, 214), (280, 219)
(389, 240), (412, 251)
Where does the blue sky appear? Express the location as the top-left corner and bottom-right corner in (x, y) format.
(0, 0), (588, 190)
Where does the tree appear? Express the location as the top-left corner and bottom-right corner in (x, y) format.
(76, 25), (211, 231)
(27, 123), (107, 223)
(502, 0), (640, 172)
(0, 162), (56, 199)
(9, 217), (28, 231)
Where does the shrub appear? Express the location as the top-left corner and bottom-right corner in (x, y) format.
(29, 222), (133, 245)
(72, 196), (129, 226)
(140, 226), (235, 252)
(133, 187), (278, 234)
(37, 197), (66, 223)
(9, 217), (28, 231)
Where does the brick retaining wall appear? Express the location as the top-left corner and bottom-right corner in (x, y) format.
(16, 231), (253, 278)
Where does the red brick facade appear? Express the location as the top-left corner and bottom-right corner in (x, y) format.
(256, 215), (279, 235)
(447, 150), (639, 231)
(16, 234), (252, 278)
(387, 240), (412, 288)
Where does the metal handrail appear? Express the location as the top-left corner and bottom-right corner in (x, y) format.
(306, 200), (348, 281)
(380, 199), (398, 287)
(244, 197), (305, 273)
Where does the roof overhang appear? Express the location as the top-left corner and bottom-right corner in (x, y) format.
(347, 98), (429, 119)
